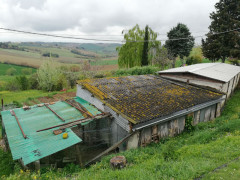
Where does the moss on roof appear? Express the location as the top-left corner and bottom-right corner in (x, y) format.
(78, 75), (223, 124)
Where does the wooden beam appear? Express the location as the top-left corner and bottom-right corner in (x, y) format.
(44, 104), (65, 122)
(36, 113), (110, 132)
(85, 132), (136, 167)
(11, 110), (27, 139)
(64, 100), (93, 118)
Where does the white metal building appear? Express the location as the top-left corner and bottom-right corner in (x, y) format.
(158, 63), (240, 99)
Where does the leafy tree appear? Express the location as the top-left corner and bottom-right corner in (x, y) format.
(165, 23), (195, 67)
(59, 65), (79, 88)
(6, 67), (17, 76)
(117, 24), (159, 68)
(152, 45), (171, 70)
(37, 60), (61, 91)
(142, 25), (149, 66)
(202, 0), (240, 63)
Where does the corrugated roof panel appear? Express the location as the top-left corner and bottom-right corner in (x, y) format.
(1, 97), (103, 165)
(158, 63), (240, 82)
(74, 97), (102, 115)
(1, 106), (82, 165)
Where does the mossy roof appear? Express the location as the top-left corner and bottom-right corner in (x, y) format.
(78, 75), (223, 124)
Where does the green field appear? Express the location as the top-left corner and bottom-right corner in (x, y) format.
(90, 59), (118, 66)
(0, 63), (36, 76)
(0, 89), (75, 105)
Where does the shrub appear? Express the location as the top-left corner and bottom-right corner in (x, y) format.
(21, 68), (32, 75)
(37, 60), (62, 91)
(115, 66), (160, 76)
(6, 67), (17, 76)
(70, 65), (81, 72)
(42, 52), (59, 58)
(161, 141), (178, 160)
(16, 76), (29, 90)
(29, 73), (39, 89)
(184, 115), (195, 132)
(54, 74), (68, 91)
(5, 79), (20, 91)
(186, 54), (202, 65)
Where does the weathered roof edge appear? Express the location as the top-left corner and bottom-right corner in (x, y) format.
(158, 63), (240, 83)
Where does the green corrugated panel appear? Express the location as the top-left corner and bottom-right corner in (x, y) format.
(1, 98), (104, 165)
(74, 97), (101, 115)
(1, 98), (103, 165)
(49, 101), (84, 122)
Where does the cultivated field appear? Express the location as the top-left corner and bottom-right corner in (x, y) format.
(0, 43), (120, 70)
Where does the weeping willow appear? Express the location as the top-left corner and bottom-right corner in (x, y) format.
(117, 24), (160, 68)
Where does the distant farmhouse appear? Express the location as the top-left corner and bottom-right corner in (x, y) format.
(1, 63), (240, 169)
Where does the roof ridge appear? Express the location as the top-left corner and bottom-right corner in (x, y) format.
(189, 63), (221, 72)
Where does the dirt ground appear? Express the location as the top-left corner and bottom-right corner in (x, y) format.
(37, 91), (76, 103)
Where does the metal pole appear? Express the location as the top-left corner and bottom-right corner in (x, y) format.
(44, 104), (65, 122)
(11, 110), (27, 139)
(1, 99), (4, 111)
(36, 113), (108, 132)
(64, 100), (93, 118)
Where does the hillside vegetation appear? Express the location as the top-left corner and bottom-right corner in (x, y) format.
(0, 89), (239, 179)
(0, 42), (120, 70)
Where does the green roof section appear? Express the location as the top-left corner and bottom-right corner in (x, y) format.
(74, 97), (102, 115)
(1, 97), (102, 165)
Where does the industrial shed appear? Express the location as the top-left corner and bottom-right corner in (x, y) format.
(1, 97), (111, 169)
(158, 63), (240, 99)
(77, 75), (225, 149)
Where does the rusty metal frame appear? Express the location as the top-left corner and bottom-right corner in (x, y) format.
(11, 110), (27, 139)
(44, 104), (65, 122)
(36, 113), (108, 132)
(64, 100), (93, 118)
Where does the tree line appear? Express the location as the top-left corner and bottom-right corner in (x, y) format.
(117, 0), (240, 68)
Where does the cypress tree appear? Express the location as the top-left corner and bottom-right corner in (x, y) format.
(142, 25), (149, 66)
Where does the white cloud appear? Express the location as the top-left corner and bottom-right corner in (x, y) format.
(0, 0), (219, 43)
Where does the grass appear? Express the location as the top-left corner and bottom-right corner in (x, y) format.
(0, 89), (75, 105)
(90, 59), (118, 66)
(0, 63), (36, 76)
(0, 89), (239, 179)
(203, 158), (240, 179)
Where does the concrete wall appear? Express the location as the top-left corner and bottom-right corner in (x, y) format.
(127, 102), (219, 149)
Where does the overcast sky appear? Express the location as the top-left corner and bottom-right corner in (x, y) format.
(0, 0), (219, 44)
